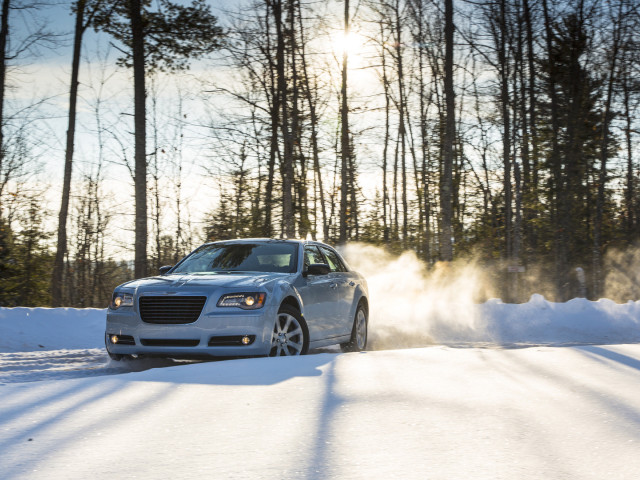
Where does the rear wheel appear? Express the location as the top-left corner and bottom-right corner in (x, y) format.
(270, 305), (309, 356)
(341, 303), (368, 352)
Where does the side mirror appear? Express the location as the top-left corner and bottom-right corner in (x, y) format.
(159, 265), (173, 275)
(305, 263), (331, 276)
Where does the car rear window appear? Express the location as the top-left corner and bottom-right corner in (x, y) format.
(173, 242), (298, 274)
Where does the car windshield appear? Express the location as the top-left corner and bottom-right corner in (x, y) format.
(172, 242), (298, 274)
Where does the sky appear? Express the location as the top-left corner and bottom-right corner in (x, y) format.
(5, 0), (390, 259)
(7, 1), (248, 257)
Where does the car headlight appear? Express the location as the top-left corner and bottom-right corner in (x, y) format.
(111, 292), (134, 309)
(217, 292), (266, 310)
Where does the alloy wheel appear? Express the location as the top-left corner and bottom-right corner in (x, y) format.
(270, 312), (305, 356)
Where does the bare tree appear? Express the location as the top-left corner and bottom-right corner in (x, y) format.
(440, 0), (455, 261)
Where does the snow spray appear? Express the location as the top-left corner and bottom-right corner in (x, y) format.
(602, 246), (640, 302)
(339, 243), (496, 349)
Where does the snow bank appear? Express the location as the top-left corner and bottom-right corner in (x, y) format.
(1, 295), (639, 353)
(476, 294), (640, 345)
(0, 308), (105, 353)
(368, 294), (640, 348)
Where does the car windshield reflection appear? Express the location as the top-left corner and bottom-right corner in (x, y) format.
(172, 242), (298, 274)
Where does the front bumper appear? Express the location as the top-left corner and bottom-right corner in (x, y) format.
(105, 304), (277, 358)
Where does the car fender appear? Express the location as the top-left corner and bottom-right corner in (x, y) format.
(349, 285), (369, 320)
(272, 278), (305, 314)
(347, 279), (369, 323)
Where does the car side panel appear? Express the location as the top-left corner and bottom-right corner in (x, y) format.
(337, 270), (362, 335)
(295, 274), (335, 342)
(325, 271), (352, 336)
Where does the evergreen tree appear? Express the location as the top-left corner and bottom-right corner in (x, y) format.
(0, 218), (17, 305)
(204, 192), (235, 242)
(10, 200), (52, 306)
(537, 13), (614, 298)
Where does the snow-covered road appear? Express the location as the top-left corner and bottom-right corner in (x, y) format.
(1, 298), (640, 479)
(1, 345), (640, 480)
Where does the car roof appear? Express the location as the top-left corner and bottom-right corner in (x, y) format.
(203, 238), (338, 249)
(202, 238), (294, 244)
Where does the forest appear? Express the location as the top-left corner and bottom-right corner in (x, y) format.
(0, 0), (639, 307)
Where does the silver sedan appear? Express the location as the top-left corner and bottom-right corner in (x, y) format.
(105, 239), (369, 359)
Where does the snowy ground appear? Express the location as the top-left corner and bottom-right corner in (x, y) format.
(1, 298), (640, 479)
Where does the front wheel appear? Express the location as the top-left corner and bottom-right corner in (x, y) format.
(341, 304), (368, 352)
(107, 352), (124, 361)
(105, 335), (141, 361)
(270, 305), (309, 356)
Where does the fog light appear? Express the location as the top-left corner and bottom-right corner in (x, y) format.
(111, 335), (119, 344)
(241, 336), (251, 345)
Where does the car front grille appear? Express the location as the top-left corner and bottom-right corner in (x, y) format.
(139, 296), (207, 324)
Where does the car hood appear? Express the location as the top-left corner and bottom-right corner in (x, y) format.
(118, 273), (291, 291)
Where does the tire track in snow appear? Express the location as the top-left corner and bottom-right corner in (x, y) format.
(0, 349), (194, 384)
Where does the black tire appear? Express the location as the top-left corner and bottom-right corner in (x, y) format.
(108, 352), (140, 361)
(341, 303), (368, 352)
(270, 304), (310, 356)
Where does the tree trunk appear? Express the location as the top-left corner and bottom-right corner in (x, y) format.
(415, 0), (431, 262)
(623, 67), (634, 239)
(542, 0), (565, 297)
(150, 76), (161, 269)
(264, 4), (277, 237)
(297, 14), (327, 240)
(338, 0), (350, 244)
(394, 0), (408, 247)
(52, 0), (86, 306)
(523, 0), (539, 252)
(497, 0), (512, 261)
(381, 22), (390, 243)
(0, 0), (9, 215)
(274, 0), (294, 238)
(440, 0), (455, 261)
(593, 5), (621, 297)
(131, 0), (147, 278)
(289, 0), (309, 238)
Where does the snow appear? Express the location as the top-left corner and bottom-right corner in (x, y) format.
(0, 308), (105, 352)
(1, 297), (640, 479)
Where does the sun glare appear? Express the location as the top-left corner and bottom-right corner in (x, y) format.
(332, 31), (365, 58)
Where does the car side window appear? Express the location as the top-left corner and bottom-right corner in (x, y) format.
(304, 246), (325, 268)
(320, 246), (347, 272)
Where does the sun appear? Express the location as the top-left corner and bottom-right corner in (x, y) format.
(332, 31), (365, 58)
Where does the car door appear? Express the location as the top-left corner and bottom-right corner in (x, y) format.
(296, 245), (336, 342)
(319, 246), (355, 337)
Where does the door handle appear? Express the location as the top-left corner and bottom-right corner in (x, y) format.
(329, 283), (338, 289)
